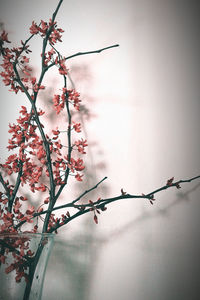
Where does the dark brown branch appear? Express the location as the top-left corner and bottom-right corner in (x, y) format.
(50, 176), (108, 213)
(15, 176), (108, 229)
(65, 44), (119, 60)
(48, 175), (200, 232)
(54, 175), (200, 213)
(51, 0), (63, 23)
(72, 176), (107, 204)
(47, 44), (119, 70)
(145, 175), (200, 198)
(15, 175), (200, 232)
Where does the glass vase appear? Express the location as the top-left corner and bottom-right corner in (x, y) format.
(0, 232), (54, 300)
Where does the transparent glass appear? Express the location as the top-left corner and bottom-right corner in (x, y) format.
(0, 233), (54, 300)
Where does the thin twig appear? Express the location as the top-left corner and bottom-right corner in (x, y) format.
(65, 44), (119, 60)
(47, 44), (119, 69)
(72, 176), (107, 204)
(15, 174), (200, 232)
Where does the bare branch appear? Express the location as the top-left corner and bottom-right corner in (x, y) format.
(65, 44), (120, 60)
(16, 175), (199, 232)
(47, 44), (119, 70)
(72, 176), (108, 204)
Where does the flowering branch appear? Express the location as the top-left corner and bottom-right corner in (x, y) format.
(0, 0), (199, 295)
(46, 175), (200, 229)
(13, 174), (200, 232)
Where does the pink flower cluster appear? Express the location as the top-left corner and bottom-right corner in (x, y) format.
(53, 88), (81, 114)
(29, 19), (64, 44)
